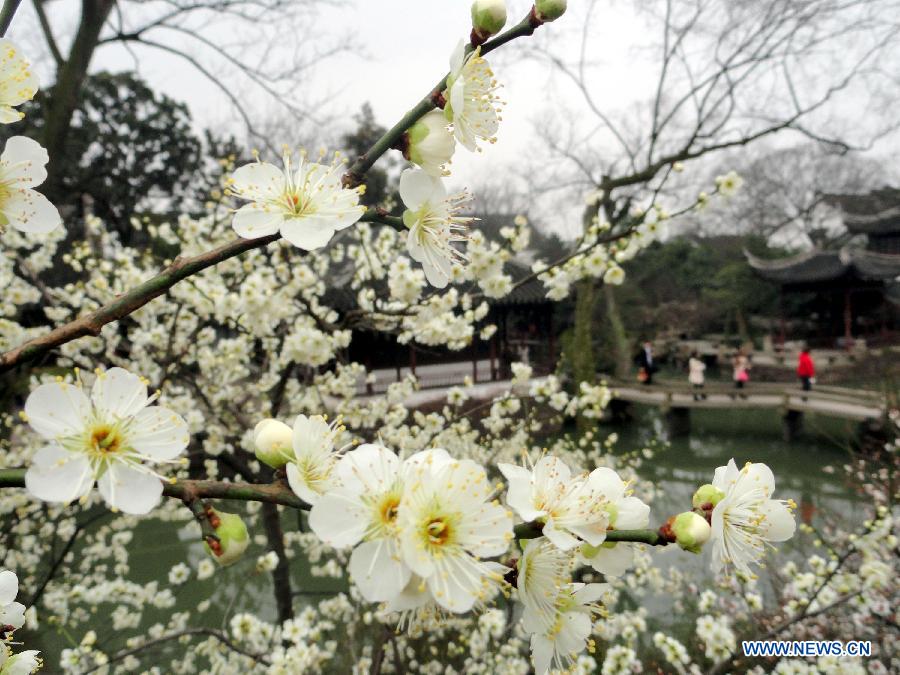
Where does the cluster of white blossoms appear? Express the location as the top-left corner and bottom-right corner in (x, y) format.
(0, 570), (40, 674)
(227, 21), (510, 289)
(275, 421), (664, 673)
(0, 2), (873, 673)
(306, 444), (512, 613)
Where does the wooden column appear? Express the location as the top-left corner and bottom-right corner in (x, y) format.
(489, 334), (497, 381)
(547, 309), (556, 370)
(843, 289), (853, 351)
(778, 288), (786, 347)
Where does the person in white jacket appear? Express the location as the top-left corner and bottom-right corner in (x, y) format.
(688, 351), (706, 401)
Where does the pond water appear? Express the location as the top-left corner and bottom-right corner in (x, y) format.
(27, 405), (864, 670)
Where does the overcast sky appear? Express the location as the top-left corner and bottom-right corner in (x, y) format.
(14, 0), (900, 238)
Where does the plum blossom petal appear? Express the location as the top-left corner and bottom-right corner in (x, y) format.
(90, 367), (149, 419)
(1, 189), (59, 234)
(97, 463), (164, 515)
(128, 407), (190, 461)
(307, 489), (368, 548)
(349, 538), (410, 602)
(24, 382), (91, 439)
(24, 445), (93, 504)
(231, 204), (282, 239)
(0, 39), (39, 123)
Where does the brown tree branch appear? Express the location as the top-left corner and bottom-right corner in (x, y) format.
(0, 233), (280, 373)
(0, 468), (307, 509)
(0, 0), (22, 36)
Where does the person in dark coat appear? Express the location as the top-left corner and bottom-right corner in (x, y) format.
(797, 347), (815, 391)
(636, 340), (656, 385)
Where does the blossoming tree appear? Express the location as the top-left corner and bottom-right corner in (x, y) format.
(0, 0), (896, 673)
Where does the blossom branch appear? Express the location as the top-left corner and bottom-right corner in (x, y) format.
(86, 627), (270, 673)
(341, 9), (547, 187)
(0, 0), (22, 36)
(0, 468), (669, 546)
(0, 10), (545, 374)
(0, 234), (278, 374)
(360, 209), (405, 230)
(514, 521), (669, 545)
(0, 468), (308, 510)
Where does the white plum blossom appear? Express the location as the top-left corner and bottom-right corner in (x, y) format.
(405, 109), (456, 177)
(0, 40), (38, 124)
(0, 571), (25, 633)
(0, 646), (41, 675)
(309, 443), (410, 602)
(0, 136), (61, 234)
(167, 563), (190, 586)
(517, 538), (607, 674)
(715, 170), (743, 197)
(228, 148), (365, 249)
(499, 456), (618, 551)
(399, 168), (472, 288)
(580, 468), (650, 577)
(285, 414), (350, 505)
(23, 368), (189, 515)
(444, 41), (503, 152)
(709, 459), (796, 574)
(398, 449), (512, 613)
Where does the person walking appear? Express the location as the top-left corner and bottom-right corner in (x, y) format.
(732, 349), (750, 389)
(688, 351), (706, 400)
(797, 347), (815, 391)
(636, 340), (655, 385)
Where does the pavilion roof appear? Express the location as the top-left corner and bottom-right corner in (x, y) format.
(823, 187), (900, 235)
(746, 247), (900, 285)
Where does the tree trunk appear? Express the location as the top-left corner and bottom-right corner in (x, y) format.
(570, 280), (597, 431)
(735, 307), (750, 344)
(571, 279), (596, 386)
(261, 503), (294, 624)
(603, 284), (631, 378)
(42, 0), (115, 200)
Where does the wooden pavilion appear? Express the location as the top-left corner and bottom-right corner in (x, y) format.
(746, 188), (900, 348)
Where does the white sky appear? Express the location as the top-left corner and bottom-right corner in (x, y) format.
(14, 0), (900, 238)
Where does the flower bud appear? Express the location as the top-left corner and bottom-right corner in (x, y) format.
(253, 418), (294, 469)
(405, 110), (456, 177)
(204, 509), (249, 566)
(671, 511), (711, 554)
(692, 484), (725, 510)
(471, 0), (507, 43)
(535, 0), (567, 22)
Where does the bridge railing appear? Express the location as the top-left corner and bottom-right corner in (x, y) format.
(604, 378), (885, 407)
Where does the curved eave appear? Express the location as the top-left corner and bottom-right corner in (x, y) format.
(848, 249), (900, 281)
(824, 189), (900, 234)
(744, 249), (848, 284)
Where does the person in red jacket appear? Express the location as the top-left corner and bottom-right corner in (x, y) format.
(797, 347), (815, 391)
